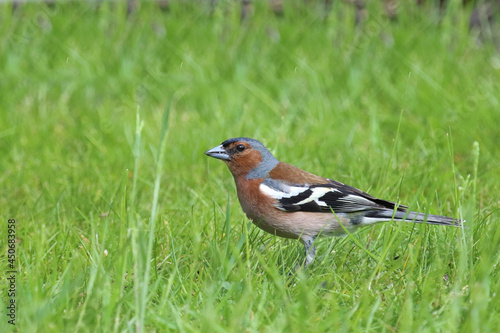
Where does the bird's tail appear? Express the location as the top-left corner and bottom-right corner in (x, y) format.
(364, 209), (463, 227)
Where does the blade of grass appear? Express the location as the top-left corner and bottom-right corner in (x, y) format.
(138, 102), (171, 331)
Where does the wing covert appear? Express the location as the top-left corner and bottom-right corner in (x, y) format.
(260, 178), (406, 213)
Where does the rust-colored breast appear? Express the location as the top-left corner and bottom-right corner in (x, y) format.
(234, 177), (272, 220)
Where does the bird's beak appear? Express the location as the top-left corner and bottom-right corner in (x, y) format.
(205, 144), (230, 161)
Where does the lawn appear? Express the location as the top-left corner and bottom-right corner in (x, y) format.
(1, 0), (500, 332)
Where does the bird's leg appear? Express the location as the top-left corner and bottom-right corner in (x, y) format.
(303, 237), (317, 268)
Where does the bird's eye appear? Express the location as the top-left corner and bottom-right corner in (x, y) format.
(236, 144), (246, 152)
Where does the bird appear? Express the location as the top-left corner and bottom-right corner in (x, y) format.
(205, 137), (463, 268)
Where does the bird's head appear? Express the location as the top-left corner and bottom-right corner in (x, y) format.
(205, 137), (279, 179)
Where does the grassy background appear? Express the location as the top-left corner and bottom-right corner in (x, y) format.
(1, 0), (500, 331)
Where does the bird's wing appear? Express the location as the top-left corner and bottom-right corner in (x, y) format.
(260, 178), (407, 213)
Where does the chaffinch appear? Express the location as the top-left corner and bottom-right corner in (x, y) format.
(205, 137), (462, 267)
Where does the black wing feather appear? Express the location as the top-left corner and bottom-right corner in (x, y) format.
(263, 178), (407, 214)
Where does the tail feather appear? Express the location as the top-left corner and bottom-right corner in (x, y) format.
(365, 209), (463, 227)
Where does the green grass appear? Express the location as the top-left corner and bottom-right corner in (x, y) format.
(1, 0), (500, 331)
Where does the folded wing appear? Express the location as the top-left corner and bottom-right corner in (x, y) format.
(260, 178), (407, 213)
